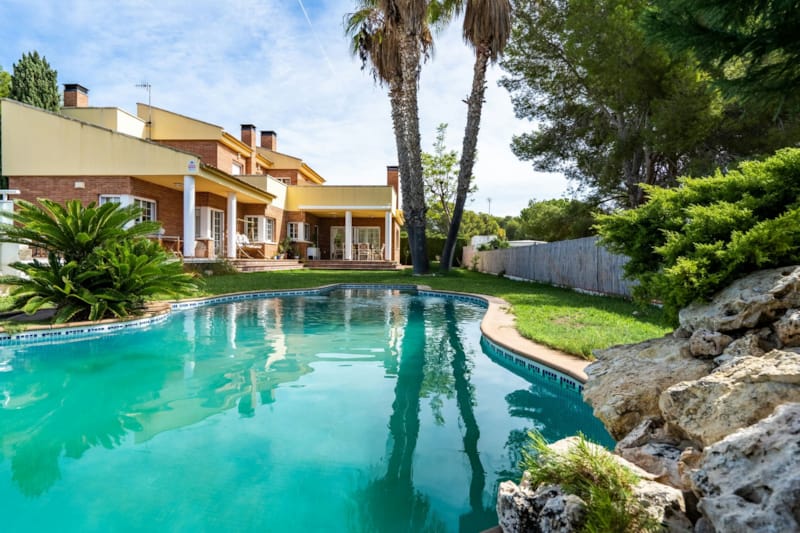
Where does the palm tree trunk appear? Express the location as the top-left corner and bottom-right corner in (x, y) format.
(398, 32), (429, 275)
(441, 44), (490, 271)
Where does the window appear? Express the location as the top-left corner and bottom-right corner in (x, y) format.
(265, 217), (276, 242)
(354, 226), (380, 247)
(276, 177), (291, 185)
(287, 222), (300, 241)
(99, 195), (155, 226)
(232, 162), (243, 175)
(99, 195), (123, 205)
(303, 223), (311, 242)
(244, 216), (275, 242)
(133, 198), (156, 224)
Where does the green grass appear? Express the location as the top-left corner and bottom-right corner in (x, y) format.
(200, 268), (672, 359)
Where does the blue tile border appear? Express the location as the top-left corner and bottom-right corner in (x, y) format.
(0, 283), (581, 394)
(0, 312), (170, 347)
(481, 338), (584, 394)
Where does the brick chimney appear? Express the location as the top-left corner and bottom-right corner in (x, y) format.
(261, 130), (277, 151)
(241, 124), (256, 148)
(63, 84), (89, 107)
(387, 165), (399, 196)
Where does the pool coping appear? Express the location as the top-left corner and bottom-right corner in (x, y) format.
(0, 284), (589, 389)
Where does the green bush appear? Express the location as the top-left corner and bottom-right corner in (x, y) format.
(597, 148), (800, 321)
(0, 199), (201, 323)
(522, 432), (660, 532)
(399, 235), (467, 266)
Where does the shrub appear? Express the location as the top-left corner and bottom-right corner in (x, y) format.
(597, 148), (800, 322)
(522, 432), (660, 532)
(0, 199), (201, 323)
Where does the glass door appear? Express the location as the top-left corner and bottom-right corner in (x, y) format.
(211, 209), (224, 256)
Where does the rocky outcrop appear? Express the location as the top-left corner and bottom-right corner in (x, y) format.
(496, 473), (587, 532)
(660, 349), (800, 446)
(497, 438), (690, 533)
(583, 336), (712, 440)
(516, 266), (800, 532)
(690, 403), (800, 532)
(678, 266), (800, 333)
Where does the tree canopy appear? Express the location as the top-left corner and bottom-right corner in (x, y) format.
(0, 66), (10, 98)
(644, 0), (800, 108)
(499, 0), (800, 208)
(516, 198), (597, 242)
(9, 51), (60, 112)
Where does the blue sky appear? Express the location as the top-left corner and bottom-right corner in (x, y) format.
(0, 0), (568, 217)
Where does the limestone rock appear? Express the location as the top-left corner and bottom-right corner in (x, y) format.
(584, 336), (712, 440)
(690, 403), (800, 532)
(633, 479), (693, 532)
(679, 266), (800, 333)
(775, 308), (800, 347)
(496, 476), (587, 533)
(713, 332), (765, 368)
(677, 447), (703, 490)
(615, 419), (687, 488)
(689, 328), (733, 357)
(659, 349), (800, 446)
(496, 473), (539, 533)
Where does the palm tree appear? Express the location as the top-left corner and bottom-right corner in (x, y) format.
(346, 0), (432, 274)
(439, 0), (513, 271)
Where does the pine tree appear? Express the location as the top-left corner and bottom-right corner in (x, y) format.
(10, 51), (60, 112)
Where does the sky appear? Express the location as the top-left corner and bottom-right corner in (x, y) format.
(0, 0), (570, 217)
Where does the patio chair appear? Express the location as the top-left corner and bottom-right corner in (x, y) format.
(236, 233), (265, 259)
(357, 242), (370, 261)
(370, 243), (385, 261)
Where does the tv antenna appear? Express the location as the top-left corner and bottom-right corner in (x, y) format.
(135, 81), (152, 139)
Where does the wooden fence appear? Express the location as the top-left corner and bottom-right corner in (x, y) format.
(462, 237), (635, 298)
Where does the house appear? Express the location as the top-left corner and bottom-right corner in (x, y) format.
(0, 84), (402, 265)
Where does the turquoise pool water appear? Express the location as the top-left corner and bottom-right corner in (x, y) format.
(0, 288), (612, 532)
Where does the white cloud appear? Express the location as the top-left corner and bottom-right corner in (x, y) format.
(0, 0), (569, 217)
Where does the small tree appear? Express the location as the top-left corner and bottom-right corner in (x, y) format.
(517, 198), (598, 242)
(422, 123), (477, 236)
(10, 51), (60, 112)
(0, 66), (10, 98)
(0, 199), (200, 323)
(597, 148), (800, 322)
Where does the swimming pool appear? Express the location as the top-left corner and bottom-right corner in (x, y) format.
(0, 288), (612, 532)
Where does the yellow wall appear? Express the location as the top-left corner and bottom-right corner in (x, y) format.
(240, 176), (287, 209)
(1, 99), (198, 176)
(138, 104), (223, 141)
(61, 107), (147, 138)
(286, 185), (395, 210)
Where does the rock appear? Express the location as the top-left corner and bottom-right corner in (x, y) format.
(690, 403), (800, 532)
(537, 489), (587, 532)
(584, 337), (712, 440)
(659, 349), (800, 446)
(689, 328), (733, 357)
(775, 308), (800, 347)
(677, 447), (703, 490)
(713, 332), (765, 368)
(496, 473), (539, 533)
(496, 476), (587, 533)
(615, 419), (687, 488)
(679, 266), (800, 333)
(633, 479), (693, 532)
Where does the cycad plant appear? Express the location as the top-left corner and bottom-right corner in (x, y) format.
(0, 199), (201, 323)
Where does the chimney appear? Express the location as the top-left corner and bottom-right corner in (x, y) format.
(241, 124), (256, 148)
(63, 84), (89, 107)
(387, 165), (399, 195)
(261, 130), (277, 151)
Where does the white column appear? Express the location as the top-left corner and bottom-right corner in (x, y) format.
(0, 190), (20, 275)
(227, 192), (237, 259)
(384, 211), (392, 261)
(182, 176), (196, 257)
(344, 210), (353, 260)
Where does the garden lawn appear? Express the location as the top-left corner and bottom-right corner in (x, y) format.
(200, 268), (671, 359)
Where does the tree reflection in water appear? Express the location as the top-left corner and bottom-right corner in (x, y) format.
(352, 298), (447, 533)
